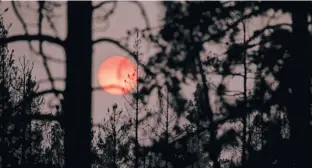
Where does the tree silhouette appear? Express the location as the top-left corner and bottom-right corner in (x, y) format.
(2, 1), (312, 168)
(0, 17), (47, 167)
(0, 2), (151, 168)
(140, 1), (312, 168)
(93, 103), (133, 168)
(122, 30), (152, 168)
(144, 88), (180, 168)
(184, 84), (212, 168)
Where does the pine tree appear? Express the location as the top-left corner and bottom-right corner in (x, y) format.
(0, 17), (45, 167)
(123, 30), (146, 168)
(93, 103), (133, 168)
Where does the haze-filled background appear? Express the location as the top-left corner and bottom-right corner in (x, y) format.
(2, 1), (311, 168)
(0, 1), (261, 124)
(1, 1), (167, 123)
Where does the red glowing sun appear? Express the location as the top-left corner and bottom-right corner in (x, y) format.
(97, 56), (137, 95)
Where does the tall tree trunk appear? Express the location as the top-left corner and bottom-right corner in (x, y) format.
(63, 2), (93, 168)
(113, 109), (117, 168)
(21, 64), (26, 168)
(288, 5), (312, 168)
(241, 18), (248, 167)
(195, 45), (220, 168)
(193, 86), (201, 168)
(165, 90), (169, 168)
(195, 107), (200, 168)
(134, 31), (140, 168)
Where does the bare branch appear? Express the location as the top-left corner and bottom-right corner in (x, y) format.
(11, 1), (28, 32)
(10, 113), (60, 123)
(37, 1), (58, 99)
(45, 12), (60, 37)
(93, 1), (117, 32)
(245, 23), (291, 44)
(0, 34), (64, 46)
(37, 77), (64, 84)
(12, 1), (63, 63)
(29, 113), (60, 121)
(35, 88), (63, 97)
(203, 10), (259, 43)
(92, 1), (114, 10)
(29, 47), (65, 63)
(93, 37), (137, 60)
(95, 1), (117, 21)
(12, 1), (64, 63)
(127, 1), (151, 31)
(222, 92), (244, 97)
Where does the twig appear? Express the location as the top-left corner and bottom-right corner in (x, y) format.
(92, 1), (114, 10)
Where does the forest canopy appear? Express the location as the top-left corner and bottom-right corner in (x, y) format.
(1, 2), (312, 168)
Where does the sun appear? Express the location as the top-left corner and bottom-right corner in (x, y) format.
(98, 56), (137, 95)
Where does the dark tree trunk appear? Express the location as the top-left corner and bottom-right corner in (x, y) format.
(63, 2), (93, 168)
(288, 5), (312, 168)
(134, 31), (140, 168)
(195, 44), (220, 168)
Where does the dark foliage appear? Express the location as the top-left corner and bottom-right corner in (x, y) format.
(139, 1), (312, 168)
(0, 17), (47, 167)
(1, 2), (312, 168)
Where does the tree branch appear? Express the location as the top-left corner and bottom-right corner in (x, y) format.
(11, 1), (28, 33)
(93, 37), (137, 60)
(11, 1), (64, 64)
(37, 77), (64, 84)
(29, 113), (60, 121)
(37, 1), (59, 98)
(29, 47), (65, 63)
(245, 23), (291, 44)
(0, 34), (64, 46)
(127, 1), (151, 31)
(10, 113), (61, 123)
(35, 88), (63, 97)
(203, 11), (258, 43)
(92, 1), (114, 10)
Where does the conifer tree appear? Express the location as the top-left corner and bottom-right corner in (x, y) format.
(0, 17), (45, 167)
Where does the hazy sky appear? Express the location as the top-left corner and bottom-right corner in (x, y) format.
(1, 1), (290, 126)
(1, 1), (293, 162)
(1, 1), (164, 123)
